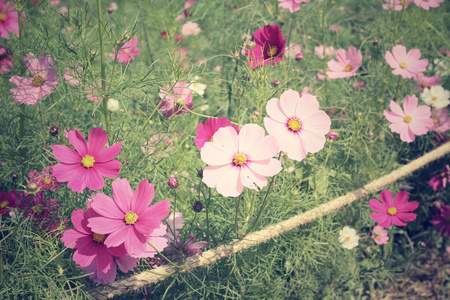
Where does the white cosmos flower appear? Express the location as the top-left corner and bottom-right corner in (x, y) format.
(188, 76), (207, 96)
(421, 85), (450, 109)
(339, 226), (359, 249)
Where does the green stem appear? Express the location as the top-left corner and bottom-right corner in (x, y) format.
(184, 106), (238, 125)
(235, 195), (242, 238)
(205, 188), (211, 248)
(393, 75), (402, 101)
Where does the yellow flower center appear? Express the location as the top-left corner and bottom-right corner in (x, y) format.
(344, 65), (352, 72)
(387, 207), (397, 216)
(0, 200), (8, 209)
(399, 62), (407, 69)
(288, 118), (302, 132)
(124, 211), (138, 225)
(0, 13), (6, 22)
(432, 96), (438, 101)
(32, 204), (43, 214)
(81, 155), (95, 168)
(345, 236), (350, 242)
(92, 233), (106, 243)
(441, 172), (447, 177)
(43, 177), (51, 185)
(267, 45), (278, 57)
(209, 136), (213, 142)
(233, 153), (247, 166)
(124, 49), (130, 54)
(433, 118), (438, 124)
(421, 82), (428, 87)
(401, 0), (408, 4)
(373, 232), (380, 239)
(32, 75), (44, 87)
(403, 115), (412, 123)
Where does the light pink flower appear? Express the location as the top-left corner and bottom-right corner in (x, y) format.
(201, 124), (282, 197)
(383, 95), (433, 143)
(87, 178), (171, 257)
(85, 82), (108, 103)
(329, 24), (343, 31)
(284, 43), (302, 58)
(0, 45), (13, 74)
(158, 81), (193, 117)
(181, 21), (201, 36)
(61, 204), (139, 284)
(140, 133), (178, 159)
(372, 225), (389, 245)
(114, 37), (141, 64)
(385, 45), (428, 79)
(315, 45), (335, 59)
(370, 190), (419, 227)
(430, 108), (450, 133)
(50, 0), (60, 6)
(277, 0), (308, 13)
(382, 0), (412, 10)
(264, 89), (331, 161)
(63, 65), (83, 86)
(9, 53), (59, 105)
(413, 0), (444, 10)
(415, 74), (439, 91)
(326, 46), (362, 79)
(50, 128), (122, 193)
(194, 117), (239, 150)
(184, 0), (195, 8)
(0, 1), (19, 39)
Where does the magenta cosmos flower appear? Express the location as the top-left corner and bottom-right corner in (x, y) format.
(264, 89), (331, 162)
(382, 0), (412, 10)
(246, 24), (287, 69)
(50, 128), (122, 193)
(61, 204), (139, 284)
(201, 124), (282, 197)
(383, 95), (433, 143)
(385, 45), (428, 79)
(326, 46), (362, 79)
(158, 81), (193, 117)
(0, 189), (16, 216)
(0, 45), (13, 74)
(87, 178), (171, 257)
(28, 166), (60, 191)
(428, 165), (450, 191)
(0, 0), (19, 39)
(194, 117), (239, 150)
(115, 37), (141, 64)
(278, 0), (308, 13)
(372, 225), (389, 245)
(9, 53), (59, 105)
(432, 205), (450, 237)
(370, 190), (419, 227)
(414, 0), (444, 10)
(431, 108), (450, 133)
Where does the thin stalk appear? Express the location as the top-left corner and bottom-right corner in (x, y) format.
(205, 187), (211, 247)
(235, 195), (242, 238)
(393, 75), (402, 101)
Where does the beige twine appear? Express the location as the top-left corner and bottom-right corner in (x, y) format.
(91, 141), (450, 299)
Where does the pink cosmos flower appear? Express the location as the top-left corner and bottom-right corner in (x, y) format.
(85, 82), (108, 103)
(431, 108), (450, 133)
(246, 24), (287, 69)
(283, 43), (302, 58)
(158, 81), (193, 117)
(413, 0), (444, 10)
(115, 37), (141, 65)
(23, 192), (60, 228)
(329, 24), (343, 32)
(385, 45), (428, 79)
(428, 165), (450, 191)
(0, 189), (16, 215)
(371, 225), (389, 245)
(184, 0), (195, 8)
(432, 205), (450, 237)
(140, 133), (179, 160)
(370, 190), (419, 227)
(415, 74), (439, 91)
(0, 1), (19, 39)
(0, 45), (13, 74)
(194, 117), (239, 150)
(383, 95), (433, 143)
(87, 178), (171, 257)
(50, 128), (122, 193)
(9, 53), (59, 105)
(201, 124), (282, 197)
(28, 166), (60, 191)
(382, 0), (412, 10)
(63, 65), (83, 86)
(264, 89), (331, 162)
(61, 204), (139, 284)
(181, 21), (201, 36)
(277, 0), (308, 13)
(315, 45), (335, 59)
(326, 46), (362, 79)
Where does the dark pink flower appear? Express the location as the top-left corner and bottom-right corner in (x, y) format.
(326, 46), (362, 79)
(431, 108), (450, 133)
(246, 24), (287, 69)
(158, 81), (193, 117)
(432, 205), (450, 237)
(385, 45), (428, 79)
(9, 53), (59, 105)
(0, 1), (19, 39)
(0, 45), (13, 74)
(370, 190), (419, 227)
(0, 189), (16, 215)
(50, 128), (122, 193)
(23, 192), (60, 228)
(28, 166), (60, 191)
(61, 204), (139, 284)
(428, 165), (450, 191)
(115, 37), (141, 64)
(87, 178), (171, 257)
(194, 117), (239, 150)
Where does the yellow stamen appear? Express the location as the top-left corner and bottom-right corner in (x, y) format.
(233, 153), (247, 166)
(373, 232), (380, 239)
(267, 45), (278, 57)
(399, 62), (407, 69)
(403, 115), (412, 123)
(421, 82), (428, 88)
(387, 207), (397, 216)
(441, 172), (446, 177)
(432, 96), (438, 101)
(32, 204), (43, 214)
(288, 118), (302, 132)
(0, 13), (6, 22)
(81, 155), (95, 168)
(92, 233), (106, 243)
(433, 118), (438, 124)
(124, 49), (130, 54)
(124, 211), (138, 225)
(209, 136), (213, 142)
(345, 236), (350, 242)
(43, 177), (51, 185)
(344, 65), (352, 72)
(0, 200), (8, 209)
(32, 75), (44, 87)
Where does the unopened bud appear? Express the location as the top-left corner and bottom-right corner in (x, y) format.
(295, 53), (303, 61)
(271, 80), (280, 87)
(107, 98), (119, 112)
(167, 177), (178, 188)
(193, 201), (203, 212)
(49, 125), (59, 136)
(328, 131), (338, 140)
(27, 182), (39, 191)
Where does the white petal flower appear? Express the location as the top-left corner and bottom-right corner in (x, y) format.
(107, 98), (119, 112)
(339, 226), (359, 249)
(420, 85), (450, 109)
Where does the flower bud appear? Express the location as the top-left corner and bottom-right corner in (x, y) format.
(108, 7), (113, 13)
(295, 53), (303, 61)
(193, 200), (203, 212)
(12, 173), (18, 180)
(161, 31), (168, 39)
(245, 41), (256, 50)
(27, 182), (39, 191)
(328, 131), (338, 140)
(271, 80), (280, 87)
(107, 98), (119, 112)
(49, 125), (59, 136)
(197, 169), (203, 178)
(167, 177), (178, 188)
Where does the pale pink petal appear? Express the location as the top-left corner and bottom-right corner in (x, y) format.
(266, 98), (288, 122)
(211, 126), (239, 154)
(238, 124), (265, 154)
(247, 135), (279, 161)
(240, 165), (268, 190)
(201, 142), (234, 166)
(215, 165), (243, 197)
(264, 117), (289, 138)
(279, 89), (300, 118)
(247, 158), (282, 177)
